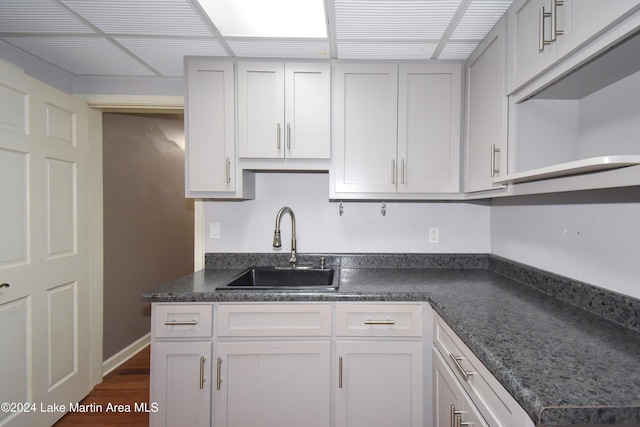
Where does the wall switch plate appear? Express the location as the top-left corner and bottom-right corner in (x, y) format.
(429, 227), (439, 243)
(209, 222), (221, 239)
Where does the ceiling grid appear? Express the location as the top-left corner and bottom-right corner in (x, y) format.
(0, 0), (513, 77)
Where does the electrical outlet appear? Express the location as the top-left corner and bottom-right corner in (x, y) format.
(429, 227), (439, 244)
(209, 222), (220, 239)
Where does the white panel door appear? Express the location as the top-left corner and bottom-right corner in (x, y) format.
(0, 61), (94, 427)
(336, 341), (423, 427)
(238, 62), (285, 158)
(215, 341), (331, 427)
(186, 60), (236, 194)
(398, 64), (461, 193)
(333, 64), (398, 193)
(285, 63), (331, 159)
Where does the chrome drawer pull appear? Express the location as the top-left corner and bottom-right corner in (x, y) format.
(449, 353), (473, 381)
(164, 319), (198, 326)
(364, 319), (396, 325)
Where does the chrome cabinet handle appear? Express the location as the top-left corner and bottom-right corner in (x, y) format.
(164, 319), (198, 326)
(539, 6), (552, 51)
(539, 0), (564, 51)
(276, 123), (281, 149)
(400, 159), (405, 184)
(0, 283), (10, 289)
(216, 357), (223, 390)
(391, 159), (396, 185)
(199, 356), (206, 390)
(286, 123), (291, 149)
(449, 353), (473, 381)
(551, 0), (564, 42)
(451, 405), (463, 427)
(490, 144), (501, 177)
(338, 356), (343, 389)
(364, 319), (396, 325)
(225, 157), (231, 183)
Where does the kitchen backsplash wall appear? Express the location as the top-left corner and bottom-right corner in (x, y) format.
(491, 187), (640, 300)
(203, 172), (491, 254)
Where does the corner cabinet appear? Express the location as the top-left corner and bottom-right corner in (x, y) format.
(332, 62), (461, 199)
(463, 16), (508, 193)
(507, 0), (640, 94)
(237, 62), (330, 159)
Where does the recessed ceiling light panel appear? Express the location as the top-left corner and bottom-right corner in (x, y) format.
(197, 0), (328, 38)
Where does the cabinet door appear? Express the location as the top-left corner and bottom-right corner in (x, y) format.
(185, 60), (235, 194)
(398, 64), (461, 193)
(555, 0), (640, 57)
(238, 62), (285, 158)
(151, 341), (211, 427)
(464, 16), (508, 193)
(333, 64), (398, 193)
(507, 0), (558, 93)
(215, 341), (330, 427)
(285, 63), (331, 159)
(336, 341), (423, 427)
(433, 349), (488, 427)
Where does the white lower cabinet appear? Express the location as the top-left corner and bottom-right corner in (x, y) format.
(150, 303), (213, 427)
(336, 341), (423, 427)
(151, 302), (536, 427)
(215, 341), (330, 427)
(214, 303), (332, 427)
(335, 303), (424, 427)
(434, 348), (488, 427)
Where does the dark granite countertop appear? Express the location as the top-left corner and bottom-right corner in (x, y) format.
(141, 254), (640, 426)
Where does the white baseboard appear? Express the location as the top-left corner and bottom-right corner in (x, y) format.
(102, 333), (151, 376)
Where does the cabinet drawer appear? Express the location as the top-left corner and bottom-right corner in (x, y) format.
(153, 304), (213, 338)
(336, 304), (423, 337)
(217, 303), (331, 337)
(434, 313), (532, 427)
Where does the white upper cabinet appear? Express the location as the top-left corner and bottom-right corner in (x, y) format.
(185, 60), (237, 196)
(464, 16), (508, 193)
(507, 0), (640, 93)
(500, 9), (640, 188)
(333, 62), (461, 198)
(238, 62), (330, 159)
(333, 63), (399, 194)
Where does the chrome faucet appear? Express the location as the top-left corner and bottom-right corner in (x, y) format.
(272, 206), (297, 267)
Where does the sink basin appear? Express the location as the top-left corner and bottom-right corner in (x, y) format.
(216, 267), (338, 291)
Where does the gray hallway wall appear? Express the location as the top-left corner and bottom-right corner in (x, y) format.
(102, 113), (193, 360)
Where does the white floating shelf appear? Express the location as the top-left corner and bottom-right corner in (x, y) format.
(493, 155), (640, 185)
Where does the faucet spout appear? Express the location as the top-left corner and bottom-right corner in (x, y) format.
(273, 207), (297, 267)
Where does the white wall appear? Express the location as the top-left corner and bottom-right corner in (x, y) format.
(204, 172), (491, 254)
(491, 188), (640, 299)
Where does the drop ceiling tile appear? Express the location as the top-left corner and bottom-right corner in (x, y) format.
(0, 0), (93, 33)
(114, 37), (229, 76)
(450, 0), (512, 39)
(226, 40), (330, 58)
(60, 0), (214, 36)
(3, 36), (156, 76)
(437, 42), (480, 59)
(337, 41), (437, 59)
(335, 0), (461, 39)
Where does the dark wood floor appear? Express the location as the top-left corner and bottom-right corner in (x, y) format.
(54, 346), (150, 427)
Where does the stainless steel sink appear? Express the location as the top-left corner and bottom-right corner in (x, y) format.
(216, 267), (338, 291)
